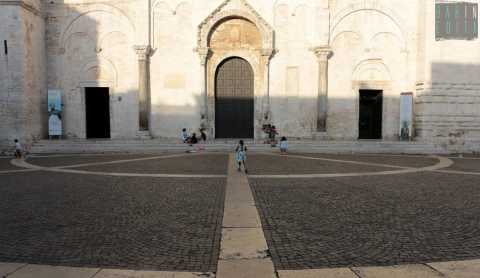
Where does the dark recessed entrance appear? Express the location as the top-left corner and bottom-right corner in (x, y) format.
(215, 57), (254, 139)
(85, 87), (111, 139)
(359, 90), (383, 140)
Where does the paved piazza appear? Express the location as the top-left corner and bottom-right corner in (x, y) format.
(1, 152), (480, 276)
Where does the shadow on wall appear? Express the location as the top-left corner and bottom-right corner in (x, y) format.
(48, 0), (141, 140)
(416, 62), (480, 144)
(152, 95), (402, 141)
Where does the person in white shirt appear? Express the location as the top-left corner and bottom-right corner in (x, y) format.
(14, 139), (22, 159)
(279, 136), (288, 154)
(181, 128), (189, 143)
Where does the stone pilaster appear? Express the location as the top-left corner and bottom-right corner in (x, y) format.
(196, 47), (210, 129)
(260, 48), (275, 123)
(134, 45), (152, 131)
(312, 46), (332, 132)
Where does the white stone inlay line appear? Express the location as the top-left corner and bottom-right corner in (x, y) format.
(250, 155), (454, 179)
(0, 168), (39, 175)
(259, 152), (413, 169)
(216, 154), (276, 278)
(10, 156), (226, 178)
(435, 169), (480, 176)
(38, 153), (204, 169)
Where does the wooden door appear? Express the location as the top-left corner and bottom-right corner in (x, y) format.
(215, 57), (254, 138)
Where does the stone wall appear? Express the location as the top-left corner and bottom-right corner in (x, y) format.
(0, 0), (46, 151)
(45, 0), (142, 139)
(327, 0), (418, 140)
(1, 0), (479, 148)
(416, 0), (480, 150)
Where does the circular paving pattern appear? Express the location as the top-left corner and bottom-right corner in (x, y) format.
(8, 152), (456, 178)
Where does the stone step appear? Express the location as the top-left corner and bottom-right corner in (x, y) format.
(29, 140), (447, 155)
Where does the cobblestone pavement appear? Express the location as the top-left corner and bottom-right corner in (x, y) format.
(251, 172), (480, 270)
(3, 152), (480, 274)
(292, 153), (439, 168)
(447, 158), (480, 172)
(26, 154), (163, 168)
(69, 153), (229, 175)
(0, 158), (21, 171)
(0, 171), (225, 272)
(247, 154), (398, 175)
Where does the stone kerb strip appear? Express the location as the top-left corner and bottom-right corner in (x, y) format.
(0, 262), (212, 278)
(216, 154), (276, 278)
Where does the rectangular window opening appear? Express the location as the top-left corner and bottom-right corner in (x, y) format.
(436, 1), (478, 40)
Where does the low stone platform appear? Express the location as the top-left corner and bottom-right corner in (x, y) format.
(28, 139), (450, 155)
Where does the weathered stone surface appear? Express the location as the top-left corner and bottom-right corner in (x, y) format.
(8, 265), (99, 278)
(1, 0), (480, 151)
(278, 268), (358, 278)
(0, 262), (26, 276)
(217, 259), (276, 278)
(428, 259), (480, 278)
(353, 264), (444, 278)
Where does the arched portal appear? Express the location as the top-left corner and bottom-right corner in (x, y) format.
(197, 0), (274, 139)
(215, 57), (254, 138)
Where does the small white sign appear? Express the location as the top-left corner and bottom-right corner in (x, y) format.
(400, 93), (414, 141)
(48, 90), (63, 136)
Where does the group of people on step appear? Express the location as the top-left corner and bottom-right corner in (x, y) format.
(181, 128), (207, 145)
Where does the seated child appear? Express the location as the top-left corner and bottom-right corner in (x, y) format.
(279, 136), (288, 154)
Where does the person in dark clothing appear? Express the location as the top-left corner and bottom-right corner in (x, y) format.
(200, 129), (207, 142)
(189, 133), (198, 145)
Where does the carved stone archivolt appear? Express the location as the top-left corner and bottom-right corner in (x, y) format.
(196, 0), (275, 139)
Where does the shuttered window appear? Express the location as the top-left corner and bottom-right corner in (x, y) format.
(436, 2), (478, 40)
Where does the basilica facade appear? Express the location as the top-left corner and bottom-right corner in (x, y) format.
(1, 0), (479, 148)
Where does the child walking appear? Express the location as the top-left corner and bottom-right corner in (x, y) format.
(14, 139), (22, 159)
(235, 140), (248, 174)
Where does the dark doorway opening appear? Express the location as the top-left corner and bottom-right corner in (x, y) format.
(85, 87), (111, 139)
(359, 90), (383, 139)
(215, 57), (254, 139)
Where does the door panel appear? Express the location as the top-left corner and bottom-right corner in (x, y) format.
(359, 90), (383, 139)
(215, 58), (254, 138)
(85, 87), (111, 139)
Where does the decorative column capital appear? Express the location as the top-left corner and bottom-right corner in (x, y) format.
(134, 45), (152, 61)
(311, 46), (332, 62)
(195, 47), (210, 66)
(261, 48), (277, 58)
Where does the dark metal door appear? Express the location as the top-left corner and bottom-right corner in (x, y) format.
(359, 90), (383, 139)
(215, 57), (254, 138)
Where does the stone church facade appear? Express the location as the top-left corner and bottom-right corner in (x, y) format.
(1, 0), (479, 148)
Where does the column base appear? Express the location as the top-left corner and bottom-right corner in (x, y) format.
(136, 130), (152, 140)
(313, 131), (329, 141)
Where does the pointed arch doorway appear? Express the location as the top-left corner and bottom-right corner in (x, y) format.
(215, 57), (254, 139)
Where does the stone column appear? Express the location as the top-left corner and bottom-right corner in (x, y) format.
(134, 45), (152, 131)
(312, 46), (332, 132)
(196, 47), (210, 130)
